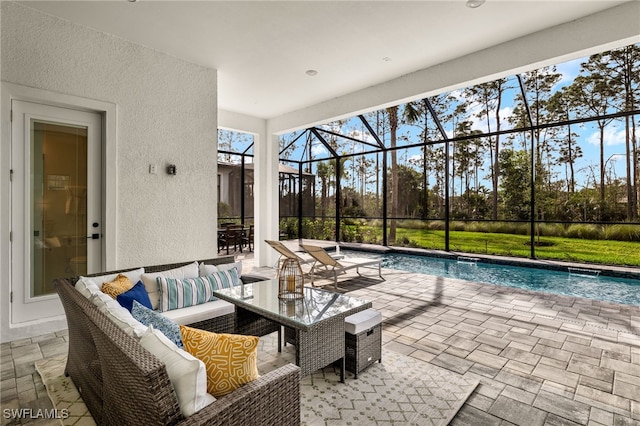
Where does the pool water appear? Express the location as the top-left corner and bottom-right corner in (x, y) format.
(345, 250), (640, 306)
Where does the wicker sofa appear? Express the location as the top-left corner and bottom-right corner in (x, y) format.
(54, 257), (300, 426)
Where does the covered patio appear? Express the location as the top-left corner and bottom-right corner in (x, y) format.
(2, 2), (639, 425)
(3, 248), (639, 425)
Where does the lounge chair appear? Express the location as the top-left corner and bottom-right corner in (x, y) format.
(300, 244), (384, 290)
(265, 240), (316, 269)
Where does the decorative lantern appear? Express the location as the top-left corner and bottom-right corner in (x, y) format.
(278, 258), (304, 299)
(279, 299), (304, 318)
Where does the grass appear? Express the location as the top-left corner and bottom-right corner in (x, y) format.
(387, 228), (640, 267)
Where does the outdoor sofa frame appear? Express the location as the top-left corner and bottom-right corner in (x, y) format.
(54, 257), (300, 426)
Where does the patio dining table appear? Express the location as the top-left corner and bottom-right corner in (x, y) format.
(212, 279), (372, 382)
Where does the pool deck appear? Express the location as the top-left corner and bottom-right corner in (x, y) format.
(2, 248), (639, 425)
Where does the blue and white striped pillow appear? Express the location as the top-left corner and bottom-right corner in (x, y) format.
(209, 267), (240, 290)
(157, 269), (240, 312)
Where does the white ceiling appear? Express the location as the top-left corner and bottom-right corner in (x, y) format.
(21, 1), (629, 120)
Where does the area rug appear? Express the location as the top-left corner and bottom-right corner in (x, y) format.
(36, 334), (477, 426)
(34, 355), (96, 426)
(257, 334), (478, 426)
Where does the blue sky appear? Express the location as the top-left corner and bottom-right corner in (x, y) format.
(228, 46), (636, 195)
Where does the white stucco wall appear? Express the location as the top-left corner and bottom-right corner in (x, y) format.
(1, 2), (218, 341)
(218, 109), (278, 267)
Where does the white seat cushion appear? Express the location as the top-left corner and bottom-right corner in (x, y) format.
(345, 309), (382, 335)
(161, 300), (235, 325)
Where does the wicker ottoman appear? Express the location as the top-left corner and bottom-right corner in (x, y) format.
(344, 309), (382, 378)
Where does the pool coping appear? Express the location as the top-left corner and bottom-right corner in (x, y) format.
(339, 242), (640, 280)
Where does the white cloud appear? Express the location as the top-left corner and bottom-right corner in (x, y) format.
(554, 57), (583, 89)
(312, 143), (328, 156)
(586, 124), (626, 147)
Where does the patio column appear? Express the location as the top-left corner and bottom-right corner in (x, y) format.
(254, 124), (280, 268)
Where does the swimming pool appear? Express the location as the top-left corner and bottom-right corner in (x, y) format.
(344, 250), (640, 306)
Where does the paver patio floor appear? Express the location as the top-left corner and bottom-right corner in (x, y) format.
(335, 267), (640, 426)
(2, 251), (639, 425)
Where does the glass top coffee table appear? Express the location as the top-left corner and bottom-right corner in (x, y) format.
(212, 279), (372, 381)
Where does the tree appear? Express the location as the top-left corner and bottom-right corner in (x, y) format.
(565, 67), (616, 206)
(387, 106), (399, 243)
(516, 68), (563, 222)
(499, 149), (531, 220)
(464, 79), (507, 220)
(452, 121), (478, 218)
(585, 45), (640, 219)
(316, 162), (330, 218)
(218, 129), (252, 162)
(404, 95), (452, 219)
(354, 155), (374, 204)
(548, 89), (583, 194)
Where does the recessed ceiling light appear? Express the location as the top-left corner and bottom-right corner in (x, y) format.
(466, 0), (485, 8)
(305, 69), (318, 77)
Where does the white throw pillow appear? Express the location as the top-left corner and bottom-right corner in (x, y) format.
(90, 293), (147, 338)
(141, 262), (199, 310)
(198, 264), (218, 276)
(90, 291), (114, 310)
(199, 261), (242, 278)
(139, 327), (215, 417)
(79, 267), (145, 289)
(75, 277), (102, 299)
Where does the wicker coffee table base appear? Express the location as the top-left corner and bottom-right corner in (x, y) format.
(284, 304), (371, 382)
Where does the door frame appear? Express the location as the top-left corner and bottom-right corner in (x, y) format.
(1, 82), (116, 341)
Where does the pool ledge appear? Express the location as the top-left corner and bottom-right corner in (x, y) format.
(339, 243), (640, 280)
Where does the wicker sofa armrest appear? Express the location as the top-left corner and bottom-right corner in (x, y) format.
(87, 305), (184, 425)
(181, 363), (300, 426)
(240, 274), (272, 284)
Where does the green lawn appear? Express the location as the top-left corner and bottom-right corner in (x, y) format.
(391, 229), (640, 267)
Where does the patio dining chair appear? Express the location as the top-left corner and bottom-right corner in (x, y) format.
(242, 224), (254, 252)
(299, 244), (384, 290)
(220, 224), (244, 254)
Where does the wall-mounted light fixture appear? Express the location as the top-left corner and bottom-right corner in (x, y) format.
(166, 164), (177, 175)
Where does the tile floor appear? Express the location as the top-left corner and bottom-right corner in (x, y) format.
(2, 249), (639, 425)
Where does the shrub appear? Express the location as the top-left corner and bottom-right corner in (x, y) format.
(536, 223), (565, 237)
(450, 221), (466, 231)
(565, 224), (603, 240)
(605, 224), (640, 242)
(397, 219), (427, 230)
(465, 221), (487, 233)
(427, 221), (446, 230)
(217, 202), (232, 218)
(487, 221), (529, 235)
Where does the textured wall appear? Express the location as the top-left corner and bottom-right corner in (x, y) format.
(2, 2), (218, 268)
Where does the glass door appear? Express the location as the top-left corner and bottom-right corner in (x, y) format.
(11, 100), (102, 324)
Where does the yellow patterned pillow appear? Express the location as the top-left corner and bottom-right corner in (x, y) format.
(179, 325), (259, 397)
(101, 274), (134, 299)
